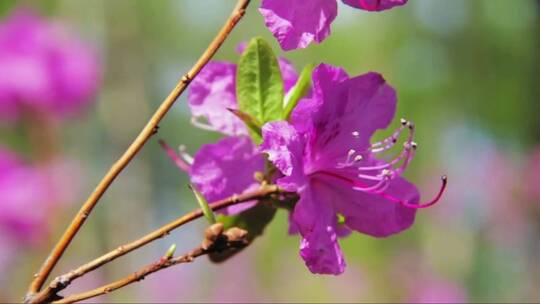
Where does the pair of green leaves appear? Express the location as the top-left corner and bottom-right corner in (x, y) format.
(235, 37), (315, 144)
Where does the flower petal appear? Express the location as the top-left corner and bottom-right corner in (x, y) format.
(309, 64), (397, 167)
(259, 0), (338, 51)
(279, 58), (299, 93)
(293, 180), (346, 275)
(260, 121), (306, 192)
(332, 175), (419, 237)
(188, 61), (247, 136)
(190, 136), (264, 215)
(342, 0), (408, 11)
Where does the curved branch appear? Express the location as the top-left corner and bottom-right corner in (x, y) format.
(25, 0), (252, 300)
(55, 223), (250, 304)
(29, 185), (286, 304)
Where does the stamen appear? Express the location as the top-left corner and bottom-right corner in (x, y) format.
(394, 144), (417, 175)
(158, 140), (191, 172)
(178, 145), (194, 165)
(346, 149), (356, 163)
(378, 175), (448, 209)
(357, 146), (411, 171)
(190, 116), (219, 132)
(353, 178), (388, 193)
(337, 149), (363, 169)
(370, 119), (407, 148)
(370, 119), (414, 154)
(357, 172), (385, 181)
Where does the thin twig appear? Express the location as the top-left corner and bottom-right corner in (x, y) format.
(25, 0), (251, 300)
(29, 185), (285, 304)
(54, 223), (249, 304)
(54, 250), (207, 304)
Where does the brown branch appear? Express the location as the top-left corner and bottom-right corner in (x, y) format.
(53, 224), (249, 304)
(29, 185), (286, 304)
(25, 0), (251, 300)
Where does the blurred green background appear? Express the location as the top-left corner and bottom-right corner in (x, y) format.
(1, 0), (540, 302)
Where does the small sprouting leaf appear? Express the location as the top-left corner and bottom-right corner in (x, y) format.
(237, 37), (284, 144)
(165, 244), (177, 259)
(189, 184), (216, 224)
(208, 202), (277, 263)
(283, 63), (315, 120)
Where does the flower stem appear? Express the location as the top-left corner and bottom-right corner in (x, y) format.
(53, 223), (250, 304)
(28, 185), (285, 304)
(25, 0), (251, 300)
(53, 248), (208, 304)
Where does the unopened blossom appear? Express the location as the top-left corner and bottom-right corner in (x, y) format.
(260, 64), (446, 274)
(259, 0), (408, 51)
(0, 9), (100, 121)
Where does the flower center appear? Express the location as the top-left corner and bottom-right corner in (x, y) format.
(320, 119), (447, 209)
(338, 118), (416, 194)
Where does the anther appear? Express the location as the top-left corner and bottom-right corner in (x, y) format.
(352, 131), (360, 138)
(400, 118), (407, 126)
(380, 169), (393, 179)
(354, 155), (363, 162)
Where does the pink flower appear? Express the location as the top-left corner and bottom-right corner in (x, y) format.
(260, 64), (445, 274)
(189, 136), (265, 215)
(0, 8), (100, 121)
(409, 277), (467, 303)
(259, 0), (408, 51)
(170, 51), (299, 213)
(0, 148), (50, 243)
(0, 147), (77, 243)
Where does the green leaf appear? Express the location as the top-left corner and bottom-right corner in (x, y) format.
(227, 108), (263, 143)
(189, 184), (216, 224)
(237, 37), (284, 143)
(208, 202), (277, 263)
(283, 63), (316, 120)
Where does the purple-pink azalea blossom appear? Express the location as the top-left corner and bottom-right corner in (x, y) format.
(177, 53), (299, 213)
(259, 0), (408, 51)
(260, 64), (446, 274)
(0, 8), (100, 121)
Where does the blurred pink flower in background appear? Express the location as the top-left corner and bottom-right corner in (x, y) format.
(0, 147), (50, 243)
(523, 148), (540, 204)
(391, 250), (468, 303)
(0, 8), (100, 121)
(437, 124), (528, 247)
(0, 147), (79, 244)
(409, 276), (468, 303)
